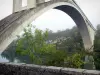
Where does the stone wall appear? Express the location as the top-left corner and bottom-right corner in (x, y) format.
(0, 63), (100, 75)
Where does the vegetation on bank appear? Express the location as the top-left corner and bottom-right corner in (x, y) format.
(1, 24), (100, 70)
(16, 25), (84, 68)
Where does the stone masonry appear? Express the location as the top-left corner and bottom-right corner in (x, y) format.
(0, 63), (100, 75)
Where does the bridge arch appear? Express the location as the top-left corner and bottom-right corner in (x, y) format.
(0, 0), (95, 51)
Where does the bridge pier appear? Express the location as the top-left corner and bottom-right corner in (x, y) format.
(84, 55), (95, 70)
(83, 24), (95, 70)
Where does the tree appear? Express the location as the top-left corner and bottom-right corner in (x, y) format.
(1, 24), (85, 68)
(16, 25), (84, 68)
(16, 25), (67, 66)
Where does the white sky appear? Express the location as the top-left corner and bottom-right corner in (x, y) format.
(0, 0), (100, 32)
(32, 9), (75, 32)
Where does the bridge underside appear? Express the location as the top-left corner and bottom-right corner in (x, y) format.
(55, 5), (95, 51)
(0, 0), (95, 52)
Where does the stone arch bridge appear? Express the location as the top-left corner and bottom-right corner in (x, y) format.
(0, 0), (96, 51)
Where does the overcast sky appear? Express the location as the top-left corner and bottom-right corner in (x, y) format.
(0, 0), (100, 32)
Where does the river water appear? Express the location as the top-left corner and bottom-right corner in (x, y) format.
(0, 49), (33, 64)
(0, 51), (9, 62)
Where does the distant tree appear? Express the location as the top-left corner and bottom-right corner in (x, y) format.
(55, 26), (84, 53)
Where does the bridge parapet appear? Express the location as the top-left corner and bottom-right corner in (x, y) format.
(13, 0), (37, 12)
(13, 0), (75, 13)
(12, 0), (96, 32)
(0, 62), (99, 75)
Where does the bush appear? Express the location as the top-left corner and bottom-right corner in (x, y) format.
(16, 25), (84, 68)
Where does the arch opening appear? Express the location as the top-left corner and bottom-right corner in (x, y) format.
(0, 1), (93, 52)
(54, 5), (92, 50)
(32, 9), (75, 32)
(0, 1), (95, 69)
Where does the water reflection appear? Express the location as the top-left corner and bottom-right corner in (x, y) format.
(1, 41), (33, 64)
(0, 51), (9, 62)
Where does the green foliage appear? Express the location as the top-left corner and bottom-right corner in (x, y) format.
(16, 24), (84, 68)
(48, 26), (84, 52)
(4, 24), (100, 69)
(64, 53), (84, 68)
(16, 25), (49, 64)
